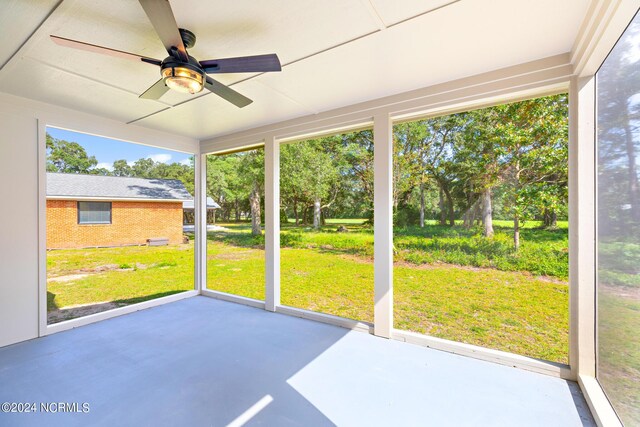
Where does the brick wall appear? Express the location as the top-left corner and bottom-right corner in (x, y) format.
(46, 200), (185, 249)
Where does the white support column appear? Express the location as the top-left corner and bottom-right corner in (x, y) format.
(265, 135), (280, 312)
(194, 153), (207, 293)
(569, 76), (596, 379)
(37, 119), (47, 336)
(374, 112), (393, 337)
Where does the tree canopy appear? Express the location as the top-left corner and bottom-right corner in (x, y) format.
(46, 93), (569, 247)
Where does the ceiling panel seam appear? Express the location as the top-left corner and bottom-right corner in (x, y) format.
(23, 56), (173, 108)
(359, 0), (388, 30)
(252, 80), (317, 115)
(386, 0), (462, 29)
(0, 0), (64, 72)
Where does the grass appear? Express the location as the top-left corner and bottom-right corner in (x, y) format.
(394, 265), (568, 362)
(46, 244), (195, 322)
(597, 288), (640, 425)
(46, 219), (571, 364)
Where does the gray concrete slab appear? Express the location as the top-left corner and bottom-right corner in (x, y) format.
(0, 297), (594, 426)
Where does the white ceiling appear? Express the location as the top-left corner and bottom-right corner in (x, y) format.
(0, 0), (591, 140)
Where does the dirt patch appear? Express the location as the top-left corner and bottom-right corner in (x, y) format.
(48, 264), (138, 281)
(47, 301), (125, 324)
(47, 273), (91, 283)
(601, 283), (640, 300)
(208, 251), (255, 261)
(90, 264), (120, 272)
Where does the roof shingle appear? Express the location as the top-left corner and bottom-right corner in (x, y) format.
(46, 173), (192, 201)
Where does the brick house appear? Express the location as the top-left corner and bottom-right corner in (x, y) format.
(46, 173), (192, 249)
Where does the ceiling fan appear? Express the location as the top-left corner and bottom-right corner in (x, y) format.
(50, 0), (282, 108)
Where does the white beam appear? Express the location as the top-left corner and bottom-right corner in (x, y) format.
(195, 153), (207, 293)
(373, 113), (393, 337)
(265, 135), (280, 311)
(200, 54), (572, 152)
(570, 76), (596, 379)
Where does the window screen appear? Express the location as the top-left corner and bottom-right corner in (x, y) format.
(78, 202), (112, 224)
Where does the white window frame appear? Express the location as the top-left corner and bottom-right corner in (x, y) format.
(200, 53), (576, 379)
(38, 120), (200, 336)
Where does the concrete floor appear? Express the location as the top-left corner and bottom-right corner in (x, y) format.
(0, 296), (593, 426)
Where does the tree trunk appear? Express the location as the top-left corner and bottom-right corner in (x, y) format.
(438, 188), (446, 226)
(235, 199), (240, 222)
(442, 186), (455, 226)
(482, 188), (494, 237)
(313, 197), (321, 229)
(551, 210), (557, 227)
(623, 120), (640, 222)
(293, 199), (299, 226)
(419, 183), (425, 228)
(514, 214), (520, 251)
(249, 185), (261, 236)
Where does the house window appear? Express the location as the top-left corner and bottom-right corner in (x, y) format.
(77, 201), (112, 224)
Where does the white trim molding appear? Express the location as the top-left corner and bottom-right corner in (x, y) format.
(579, 375), (623, 426)
(201, 289), (266, 310)
(275, 305), (373, 334)
(571, 0), (640, 77)
(45, 290), (198, 336)
(393, 329), (572, 379)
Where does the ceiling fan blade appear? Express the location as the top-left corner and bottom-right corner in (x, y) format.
(50, 35), (162, 66)
(204, 76), (252, 108)
(139, 78), (169, 100)
(138, 0), (188, 62)
(200, 54), (281, 74)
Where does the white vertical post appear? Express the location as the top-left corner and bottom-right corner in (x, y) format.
(265, 135), (280, 312)
(570, 76), (596, 379)
(194, 153), (207, 293)
(37, 119), (47, 336)
(374, 112), (393, 337)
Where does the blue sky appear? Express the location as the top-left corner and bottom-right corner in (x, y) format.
(46, 127), (192, 171)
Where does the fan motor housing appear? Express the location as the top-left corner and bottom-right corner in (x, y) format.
(179, 28), (196, 49)
(161, 55), (203, 74)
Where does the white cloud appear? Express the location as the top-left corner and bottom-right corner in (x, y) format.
(127, 161), (135, 167)
(148, 153), (172, 163)
(96, 162), (114, 171)
(179, 158), (191, 166)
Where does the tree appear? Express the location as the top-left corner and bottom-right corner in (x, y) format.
(131, 158), (156, 177)
(597, 20), (640, 230)
(281, 143), (314, 225)
(238, 150), (264, 236)
(490, 94), (569, 249)
(112, 159), (132, 177)
(46, 133), (98, 173)
(280, 137), (346, 228)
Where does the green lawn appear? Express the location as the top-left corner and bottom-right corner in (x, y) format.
(47, 244), (195, 323)
(47, 219), (571, 364)
(597, 290), (640, 425)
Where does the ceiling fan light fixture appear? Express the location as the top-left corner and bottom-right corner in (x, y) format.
(162, 66), (204, 94)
